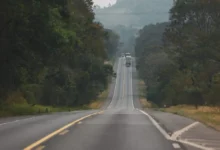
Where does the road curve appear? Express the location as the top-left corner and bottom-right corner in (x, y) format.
(0, 58), (176, 150)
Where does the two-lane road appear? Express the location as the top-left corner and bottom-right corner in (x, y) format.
(0, 58), (177, 150)
(108, 57), (134, 109)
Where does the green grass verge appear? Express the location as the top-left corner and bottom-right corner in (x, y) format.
(0, 104), (87, 117)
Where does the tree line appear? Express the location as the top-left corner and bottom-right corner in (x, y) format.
(0, 0), (119, 107)
(135, 0), (220, 107)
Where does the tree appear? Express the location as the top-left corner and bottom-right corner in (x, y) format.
(0, 0), (114, 107)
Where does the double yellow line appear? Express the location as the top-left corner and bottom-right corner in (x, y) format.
(24, 111), (104, 150)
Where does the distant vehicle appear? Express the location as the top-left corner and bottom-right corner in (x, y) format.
(121, 53), (125, 57)
(125, 56), (132, 67)
(125, 53), (131, 57)
(113, 72), (117, 78)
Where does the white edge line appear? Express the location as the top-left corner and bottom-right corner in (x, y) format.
(172, 143), (181, 149)
(171, 122), (199, 139)
(139, 109), (171, 139)
(108, 58), (121, 109)
(139, 109), (213, 150)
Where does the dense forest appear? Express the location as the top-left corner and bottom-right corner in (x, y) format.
(0, 0), (119, 108)
(136, 0), (220, 107)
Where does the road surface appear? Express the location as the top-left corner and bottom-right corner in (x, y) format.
(0, 58), (178, 150)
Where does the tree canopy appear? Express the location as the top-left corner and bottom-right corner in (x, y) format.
(135, 0), (220, 107)
(0, 0), (118, 107)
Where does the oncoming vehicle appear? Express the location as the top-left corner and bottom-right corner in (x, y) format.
(125, 56), (132, 67)
(121, 53), (125, 57)
(125, 53), (131, 57)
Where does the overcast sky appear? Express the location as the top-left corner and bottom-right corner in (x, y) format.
(93, 0), (117, 7)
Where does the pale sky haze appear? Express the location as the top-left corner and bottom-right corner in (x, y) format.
(93, 0), (117, 7)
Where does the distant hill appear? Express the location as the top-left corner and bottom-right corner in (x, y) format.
(94, 0), (173, 28)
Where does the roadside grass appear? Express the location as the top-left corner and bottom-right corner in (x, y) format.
(0, 90), (109, 117)
(160, 105), (220, 131)
(0, 104), (79, 117)
(138, 80), (157, 108)
(88, 86), (110, 109)
(88, 58), (115, 109)
(0, 59), (113, 117)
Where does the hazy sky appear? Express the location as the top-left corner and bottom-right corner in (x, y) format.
(93, 0), (117, 7)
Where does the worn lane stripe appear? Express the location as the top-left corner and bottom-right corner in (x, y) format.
(24, 111), (104, 150)
(35, 145), (45, 150)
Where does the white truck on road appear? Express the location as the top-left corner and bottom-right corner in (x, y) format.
(125, 56), (132, 67)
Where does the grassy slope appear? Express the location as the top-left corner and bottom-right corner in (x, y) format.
(161, 105), (220, 131)
(88, 59), (114, 109)
(87, 88), (109, 109)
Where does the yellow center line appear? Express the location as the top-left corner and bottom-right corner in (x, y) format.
(59, 130), (69, 135)
(24, 111), (104, 150)
(123, 63), (126, 99)
(35, 146), (45, 150)
(122, 63), (125, 99)
(119, 61), (126, 107)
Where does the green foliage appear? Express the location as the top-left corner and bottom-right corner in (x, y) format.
(0, 0), (115, 109)
(104, 29), (120, 58)
(136, 0), (220, 107)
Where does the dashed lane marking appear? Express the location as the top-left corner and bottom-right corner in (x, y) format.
(24, 111), (104, 150)
(35, 146), (45, 150)
(172, 143), (181, 149)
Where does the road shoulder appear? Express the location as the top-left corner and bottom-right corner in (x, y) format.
(145, 109), (220, 150)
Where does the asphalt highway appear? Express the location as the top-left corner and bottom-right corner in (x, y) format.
(0, 58), (177, 150)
